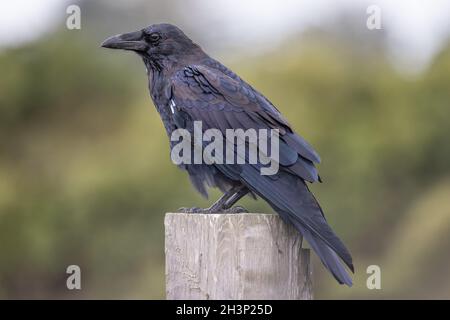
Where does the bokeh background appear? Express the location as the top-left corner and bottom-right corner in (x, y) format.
(1, 0), (450, 299)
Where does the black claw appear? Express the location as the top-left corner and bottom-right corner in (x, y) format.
(178, 206), (248, 214)
(178, 207), (204, 213)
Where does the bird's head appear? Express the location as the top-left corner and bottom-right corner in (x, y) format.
(101, 23), (202, 69)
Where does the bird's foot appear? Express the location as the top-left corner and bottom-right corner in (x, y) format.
(223, 206), (248, 214)
(177, 206), (248, 214)
(178, 207), (207, 214)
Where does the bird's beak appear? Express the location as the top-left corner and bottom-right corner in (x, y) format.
(101, 31), (147, 52)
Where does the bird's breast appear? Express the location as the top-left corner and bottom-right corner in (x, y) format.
(147, 78), (179, 141)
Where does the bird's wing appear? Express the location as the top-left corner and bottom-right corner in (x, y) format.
(169, 64), (353, 285)
(170, 64), (321, 182)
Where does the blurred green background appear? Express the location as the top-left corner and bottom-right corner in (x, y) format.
(1, 0), (450, 299)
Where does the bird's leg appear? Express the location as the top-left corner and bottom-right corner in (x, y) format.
(205, 188), (237, 212)
(178, 187), (235, 214)
(221, 186), (249, 213)
(178, 185), (249, 214)
(208, 185), (249, 213)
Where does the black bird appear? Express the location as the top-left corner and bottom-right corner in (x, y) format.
(102, 23), (354, 286)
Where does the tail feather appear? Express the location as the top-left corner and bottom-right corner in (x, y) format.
(283, 212), (353, 286)
(240, 166), (354, 286)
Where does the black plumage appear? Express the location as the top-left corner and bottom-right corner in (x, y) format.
(102, 23), (353, 286)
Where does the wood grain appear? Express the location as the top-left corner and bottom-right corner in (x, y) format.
(165, 212), (312, 300)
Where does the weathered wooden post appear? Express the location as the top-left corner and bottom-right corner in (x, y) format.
(165, 212), (313, 300)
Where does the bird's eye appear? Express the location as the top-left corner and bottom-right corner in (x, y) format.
(146, 33), (161, 43)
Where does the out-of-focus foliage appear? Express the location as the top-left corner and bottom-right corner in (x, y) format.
(0, 2), (450, 299)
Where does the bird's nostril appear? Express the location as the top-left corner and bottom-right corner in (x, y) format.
(119, 30), (143, 41)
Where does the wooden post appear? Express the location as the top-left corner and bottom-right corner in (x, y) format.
(165, 212), (312, 300)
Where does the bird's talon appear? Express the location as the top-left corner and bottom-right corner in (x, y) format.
(177, 206), (247, 214)
(178, 207), (204, 214)
(224, 206), (248, 214)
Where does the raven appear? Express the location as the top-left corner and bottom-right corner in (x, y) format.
(102, 24), (354, 286)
